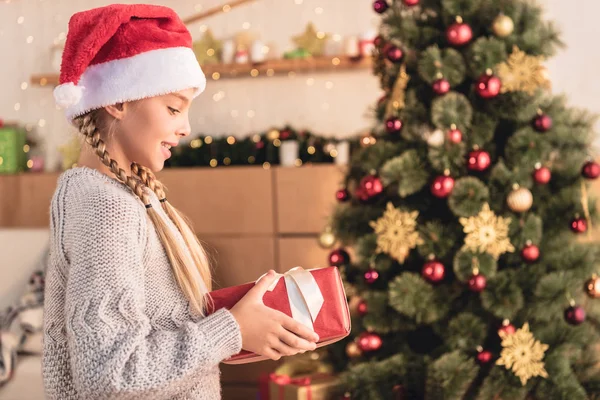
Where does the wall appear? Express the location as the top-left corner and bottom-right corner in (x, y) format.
(0, 0), (599, 171)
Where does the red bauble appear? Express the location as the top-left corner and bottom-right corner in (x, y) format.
(467, 150), (491, 172)
(582, 161), (600, 179)
(357, 332), (382, 352)
(476, 73), (502, 98)
(374, 35), (385, 48)
(385, 45), (404, 63)
(422, 260), (445, 283)
(447, 127), (462, 144)
(359, 175), (384, 199)
(279, 129), (292, 140)
(533, 166), (551, 184)
(564, 305), (586, 325)
(446, 19), (473, 46)
(256, 140), (265, 150)
(364, 269), (379, 284)
(373, 0), (389, 14)
(336, 188), (350, 202)
(476, 350), (493, 365)
(498, 322), (516, 336)
(329, 248), (350, 267)
(521, 243), (540, 263)
(468, 273), (487, 292)
(385, 117), (403, 134)
(357, 300), (368, 316)
(533, 114), (552, 132)
(570, 217), (588, 233)
(432, 78), (450, 95)
(403, 0), (419, 5)
(431, 175), (455, 198)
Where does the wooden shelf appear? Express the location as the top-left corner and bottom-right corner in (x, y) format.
(30, 55), (373, 87)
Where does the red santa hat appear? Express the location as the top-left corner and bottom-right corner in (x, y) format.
(54, 4), (206, 123)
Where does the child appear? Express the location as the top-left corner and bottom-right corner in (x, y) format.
(42, 4), (319, 399)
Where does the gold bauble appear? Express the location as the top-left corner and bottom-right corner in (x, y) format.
(346, 341), (362, 358)
(507, 186), (533, 213)
(493, 14), (514, 38)
(318, 227), (337, 249)
(585, 275), (600, 299)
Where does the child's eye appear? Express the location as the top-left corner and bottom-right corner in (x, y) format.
(168, 107), (180, 114)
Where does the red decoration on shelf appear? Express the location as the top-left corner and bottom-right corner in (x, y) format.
(582, 160), (600, 179)
(477, 350), (493, 365)
(357, 332), (382, 352)
(468, 273), (486, 292)
(329, 248), (350, 267)
(446, 16), (473, 46)
(385, 44), (404, 63)
(336, 188), (350, 202)
(422, 260), (445, 283)
(403, 0), (419, 5)
(564, 305), (586, 325)
(533, 164), (551, 184)
(476, 70), (502, 98)
(521, 242), (540, 263)
(533, 113), (552, 132)
(385, 117), (403, 134)
(467, 149), (491, 172)
(432, 78), (450, 95)
(431, 174), (455, 198)
(447, 125), (462, 144)
(373, 0), (389, 14)
(255, 140), (265, 150)
(570, 217), (587, 234)
(357, 299), (368, 316)
(364, 268), (379, 284)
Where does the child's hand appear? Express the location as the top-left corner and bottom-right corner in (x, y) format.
(230, 270), (320, 360)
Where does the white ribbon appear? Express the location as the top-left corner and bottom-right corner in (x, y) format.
(257, 267), (324, 330)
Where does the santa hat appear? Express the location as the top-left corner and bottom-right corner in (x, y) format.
(54, 4), (206, 124)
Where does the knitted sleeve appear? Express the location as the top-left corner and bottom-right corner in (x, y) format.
(61, 184), (242, 398)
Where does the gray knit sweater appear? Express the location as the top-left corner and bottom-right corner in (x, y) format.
(42, 166), (243, 400)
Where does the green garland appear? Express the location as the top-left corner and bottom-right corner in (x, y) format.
(165, 125), (361, 168)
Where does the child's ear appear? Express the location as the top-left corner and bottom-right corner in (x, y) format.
(103, 102), (126, 120)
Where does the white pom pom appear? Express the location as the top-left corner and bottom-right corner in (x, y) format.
(53, 82), (84, 108)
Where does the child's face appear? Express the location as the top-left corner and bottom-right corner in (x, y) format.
(110, 88), (195, 172)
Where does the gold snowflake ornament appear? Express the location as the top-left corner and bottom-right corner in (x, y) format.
(369, 202), (423, 263)
(495, 45), (551, 95)
(459, 203), (514, 259)
(496, 322), (549, 386)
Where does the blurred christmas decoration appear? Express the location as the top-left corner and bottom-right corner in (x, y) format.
(507, 185), (533, 213)
(476, 348), (493, 365)
(495, 46), (550, 95)
(292, 23), (330, 57)
(521, 241), (540, 263)
(446, 16), (472, 46)
(422, 259), (445, 283)
(346, 341), (362, 358)
(468, 271), (487, 292)
(498, 320), (516, 336)
(460, 203), (515, 259)
(431, 172), (454, 198)
(585, 274), (600, 298)
(533, 164), (551, 184)
(329, 248), (350, 267)
(357, 332), (382, 352)
(58, 135), (82, 171)
(582, 160), (600, 179)
(373, 0), (389, 14)
(533, 111), (553, 132)
(476, 69), (502, 98)
(492, 14), (514, 37)
(369, 202), (423, 263)
(467, 149), (491, 171)
(364, 268), (380, 284)
(385, 117), (403, 134)
(192, 29), (222, 64)
(496, 322), (549, 386)
(570, 216), (588, 234)
(564, 303), (586, 325)
(385, 65), (410, 119)
(318, 226), (337, 249)
(336, 188), (351, 202)
(0, 123), (28, 174)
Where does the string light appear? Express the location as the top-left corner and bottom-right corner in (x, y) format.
(38, 119), (46, 127)
(247, 110), (255, 118)
(263, 162), (271, 169)
(212, 72), (220, 80)
(205, 136), (213, 144)
(251, 69), (259, 77)
(306, 78), (315, 86)
(227, 136), (236, 145)
(267, 69), (275, 77)
(325, 81), (334, 89)
(252, 135), (261, 143)
(21, 82), (28, 90)
(315, 7), (324, 14)
(307, 146), (316, 154)
(223, 4), (231, 12)
(273, 139), (281, 147)
(27, 160), (33, 169)
(14, 103), (20, 111)
(331, 57), (341, 65)
(223, 157), (231, 165)
(190, 139), (202, 148)
(199, 25), (208, 33)
(17, 16), (24, 24)
(210, 159), (218, 167)
(294, 0), (303, 4)
(23, 145), (30, 153)
(248, 156), (256, 163)
(294, 159), (303, 167)
(242, 22), (251, 29)
(26, 36), (34, 44)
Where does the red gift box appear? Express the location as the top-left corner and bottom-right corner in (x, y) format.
(207, 266), (351, 364)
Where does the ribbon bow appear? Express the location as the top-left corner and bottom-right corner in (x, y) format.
(258, 267), (324, 330)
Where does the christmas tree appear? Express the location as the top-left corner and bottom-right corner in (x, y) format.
(325, 0), (600, 398)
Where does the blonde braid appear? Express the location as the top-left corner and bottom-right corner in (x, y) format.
(131, 162), (214, 294)
(73, 111), (211, 315)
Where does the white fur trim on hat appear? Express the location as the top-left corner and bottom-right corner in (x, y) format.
(61, 46), (206, 124)
(54, 82), (85, 108)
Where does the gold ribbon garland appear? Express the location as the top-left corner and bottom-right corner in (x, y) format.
(581, 180), (593, 238)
